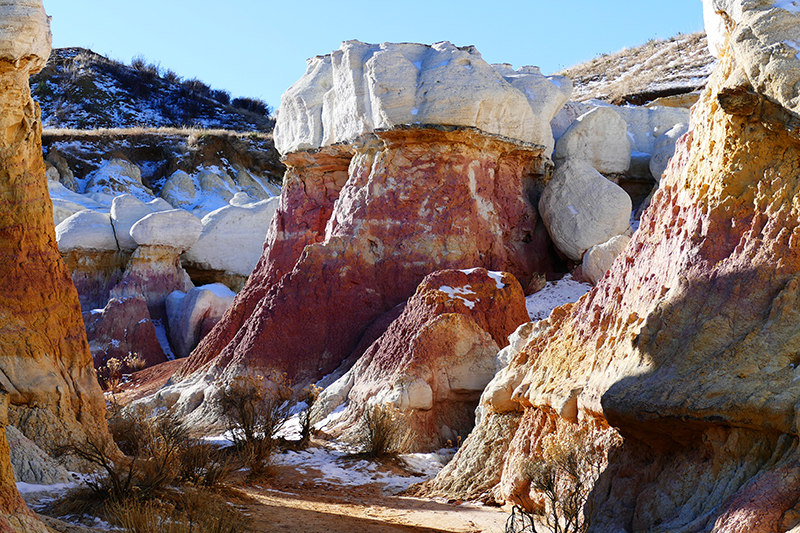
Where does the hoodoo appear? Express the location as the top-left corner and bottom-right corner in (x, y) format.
(0, 0), (110, 484)
(420, 1), (800, 531)
(168, 41), (574, 421)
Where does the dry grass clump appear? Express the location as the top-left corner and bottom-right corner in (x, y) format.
(352, 403), (416, 458)
(556, 31), (713, 103)
(107, 488), (249, 533)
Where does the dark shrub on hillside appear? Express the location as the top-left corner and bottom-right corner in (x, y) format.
(163, 68), (181, 84)
(131, 54), (161, 82)
(183, 78), (212, 98)
(231, 97), (270, 116)
(211, 89), (231, 105)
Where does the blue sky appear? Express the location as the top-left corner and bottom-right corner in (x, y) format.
(43, 0), (705, 112)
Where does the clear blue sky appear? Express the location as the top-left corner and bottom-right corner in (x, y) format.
(42, 0), (705, 113)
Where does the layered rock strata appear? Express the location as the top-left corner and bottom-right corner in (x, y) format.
(423, 3), (800, 531)
(0, 1), (102, 529)
(319, 268), (529, 451)
(177, 126), (557, 399)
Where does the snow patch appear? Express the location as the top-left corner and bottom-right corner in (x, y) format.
(459, 268), (506, 289)
(152, 319), (175, 360)
(275, 445), (448, 494)
(438, 285), (477, 309)
(526, 275), (592, 322)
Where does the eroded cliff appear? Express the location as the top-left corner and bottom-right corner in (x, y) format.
(0, 0), (110, 476)
(422, 2), (800, 531)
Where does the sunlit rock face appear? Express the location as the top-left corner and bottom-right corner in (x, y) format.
(421, 3), (800, 531)
(176, 126), (559, 402)
(0, 1), (107, 530)
(317, 268), (530, 452)
(273, 40), (572, 156)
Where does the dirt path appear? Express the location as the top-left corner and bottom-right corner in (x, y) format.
(229, 460), (509, 533)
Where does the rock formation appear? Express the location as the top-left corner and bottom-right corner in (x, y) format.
(176, 125), (558, 402)
(318, 268), (529, 451)
(274, 40), (572, 156)
(422, 2), (800, 531)
(0, 393), (49, 533)
(166, 284), (236, 359)
(0, 2), (101, 528)
(160, 40), (574, 422)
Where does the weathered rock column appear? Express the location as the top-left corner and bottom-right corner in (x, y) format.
(423, 3), (800, 531)
(0, 0), (110, 463)
(179, 127), (553, 396)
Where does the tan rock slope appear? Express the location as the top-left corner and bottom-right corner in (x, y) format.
(422, 2), (800, 531)
(0, 0), (109, 481)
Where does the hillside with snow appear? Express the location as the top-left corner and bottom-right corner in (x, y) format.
(558, 31), (715, 104)
(31, 48), (275, 132)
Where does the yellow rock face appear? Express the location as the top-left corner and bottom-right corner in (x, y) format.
(0, 0), (110, 476)
(424, 30), (800, 533)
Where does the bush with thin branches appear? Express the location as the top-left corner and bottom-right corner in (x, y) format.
(519, 427), (607, 533)
(217, 374), (294, 477)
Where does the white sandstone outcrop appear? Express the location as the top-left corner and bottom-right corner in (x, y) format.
(130, 209), (202, 252)
(56, 210), (118, 252)
(539, 158), (632, 261)
(582, 234), (632, 285)
(85, 158), (153, 200)
(160, 170), (197, 208)
(183, 197), (280, 276)
(553, 106), (632, 174)
(111, 194), (173, 251)
(649, 122), (689, 181)
(0, 0), (51, 68)
(614, 105), (690, 155)
(274, 40), (572, 155)
(166, 284), (236, 359)
(704, 0), (800, 115)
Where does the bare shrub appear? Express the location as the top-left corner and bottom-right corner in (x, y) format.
(217, 374), (293, 477)
(520, 427), (607, 533)
(299, 383), (322, 446)
(183, 78), (212, 98)
(125, 352), (147, 372)
(231, 97), (270, 117)
(163, 69), (181, 85)
(99, 357), (124, 393)
(58, 406), (189, 504)
(354, 403), (415, 458)
(211, 89), (231, 105)
(107, 487), (250, 533)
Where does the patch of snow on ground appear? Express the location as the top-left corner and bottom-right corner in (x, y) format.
(526, 275), (592, 322)
(275, 445), (449, 494)
(315, 403), (348, 431)
(16, 481), (74, 494)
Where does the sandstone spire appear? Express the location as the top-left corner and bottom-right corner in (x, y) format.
(0, 0), (110, 479)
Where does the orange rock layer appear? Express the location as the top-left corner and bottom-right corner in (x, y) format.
(0, 56), (108, 460)
(424, 41), (800, 532)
